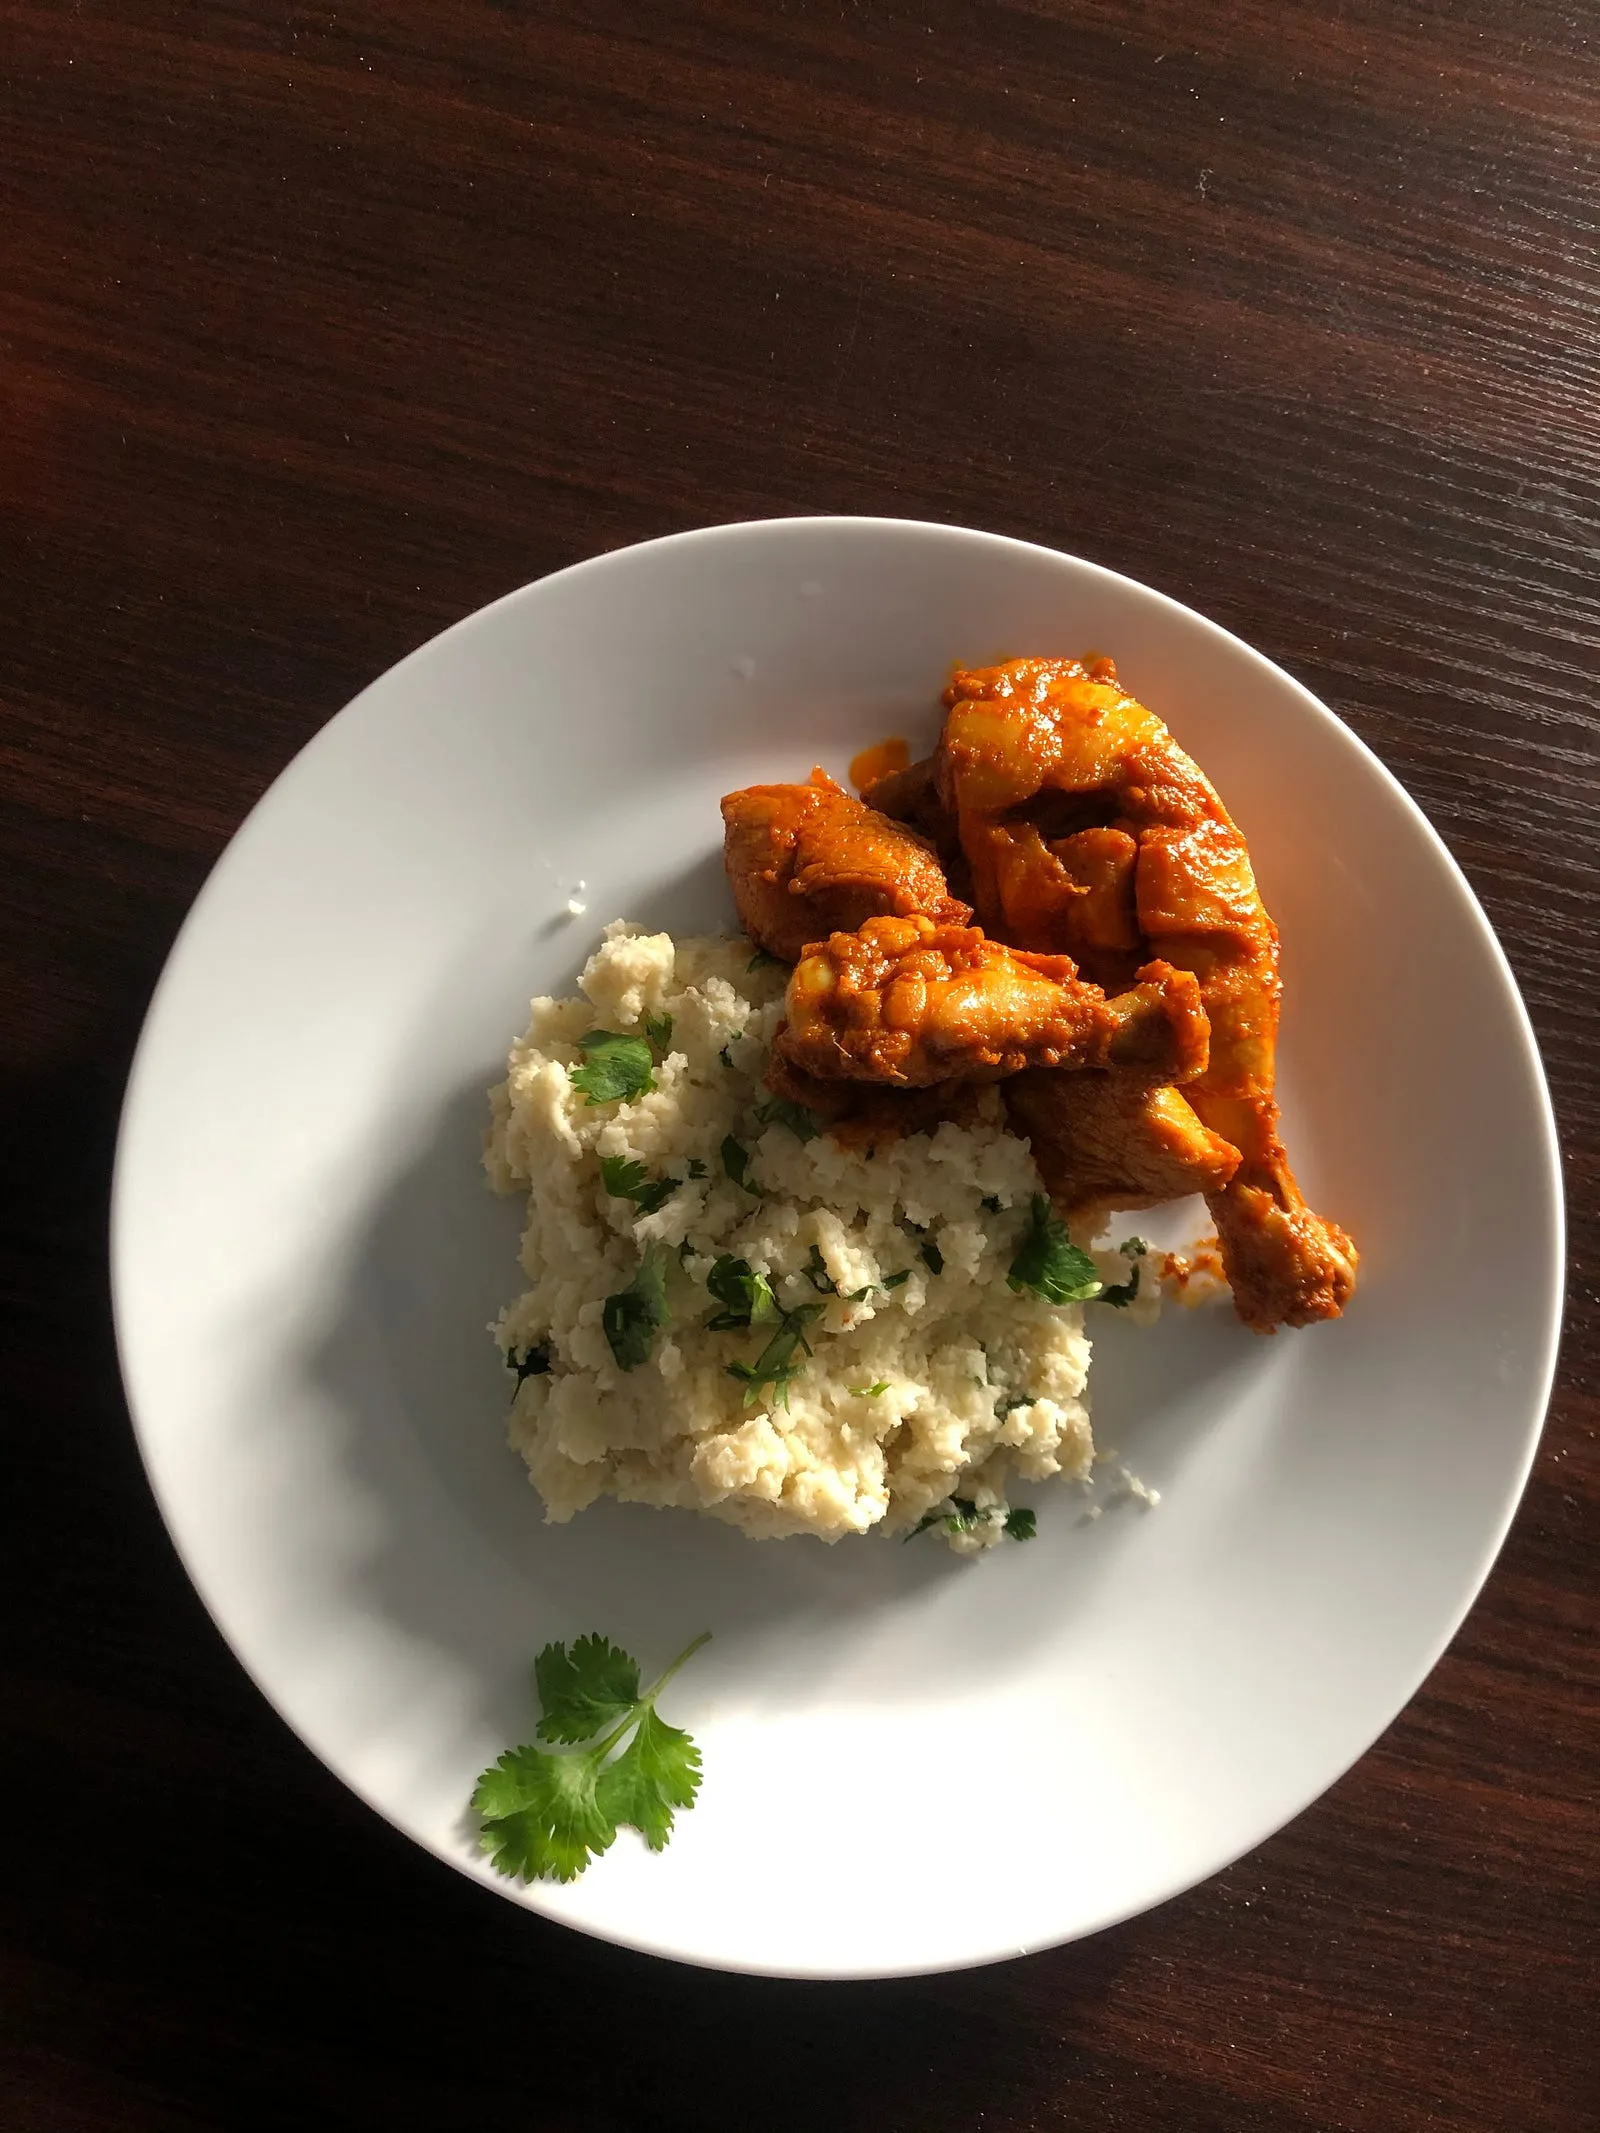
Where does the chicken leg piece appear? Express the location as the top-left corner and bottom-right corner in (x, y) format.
(938, 657), (1356, 1329)
(773, 914), (1210, 1089)
(722, 769), (970, 964)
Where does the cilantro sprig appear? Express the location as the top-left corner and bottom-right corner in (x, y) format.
(473, 1631), (710, 1883)
(906, 1499), (1039, 1543)
(721, 1134), (761, 1194)
(572, 1030), (655, 1107)
(602, 1244), (673, 1369)
(600, 1155), (678, 1215)
(507, 1344), (552, 1387)
(1007, 1196), (1103, 1304)
(754, 1096), (819, 1142)
(726, 1303), (822, 1409)
(1096, 1237), (1149, 1308)
(703, 1254), (779, 1331)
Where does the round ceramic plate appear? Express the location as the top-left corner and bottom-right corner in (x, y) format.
(113, 518), (1563, 1978)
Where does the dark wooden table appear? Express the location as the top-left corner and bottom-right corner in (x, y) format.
(4, 4), (1595, 2127)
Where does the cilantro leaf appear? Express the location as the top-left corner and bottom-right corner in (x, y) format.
(507, 1344), (552, 1386)
(594, 1705), (702, 1852)
(851, 1380), (891, 1398)
(572, 1030), (655, 1107)
(726, 1304), (822, 1409)
(755, 1096), (819, 1142)
(602, 1244), (673, 1369)
(1004, 1507), (1038, 1541)
(644, 1012), (673, 1055)
(472, 1742), (616, 1883)
(599, 1155), (677, 1215)
(1096, 1237), (1150, 1309)
(905, 1495), (982, 1543)
(801, 1243), (837, 1294)
(1007, 1196), (1103, 1304)
(703, 1254), (779, 1331)
(721, 1134), (760, 1194)
(881, 1269), (911, 1290)
(534, 1633), (641, 1744)
(919, 1239), (944, 1275)
(473, 1631), (710, 1884)
(686, 1157), (708, 1179)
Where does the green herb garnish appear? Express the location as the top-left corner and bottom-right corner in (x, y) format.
(881, 1269), (911, 1291)
(980, 1195), (1002, 1214)
(572, 1030), (655, 1108)
(508, 1344), (552, 1386)
(599, 1155), (677, 1215)
(851, 1380), (891, 1398)
(905, 1498), (1037, 1543)
(704, 1254), (779, 1331)
(747, 949), (785, 973)
(906, 1496), (982, 1542)
(472, 1631), (709, 1883)
(1095, 1237), (1149, 1309)
(725, 1304), (822, 1410)
(644, 1012), (673, 1055)
(721, 1134), (760, 1194)
(1006, 1196), (1103, 1304)
(755, 1096), (819, 1142)
(919, 1239), (944, 1275)
(686, 1157), (708, 1179)
(601, 1244), (673, 1369)
(802, 1243), (837, 1294)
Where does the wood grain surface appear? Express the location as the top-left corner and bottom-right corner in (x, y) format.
(3, 3), (1595, 2128)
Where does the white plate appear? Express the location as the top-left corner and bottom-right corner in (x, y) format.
(112, 517), (1563, 1979)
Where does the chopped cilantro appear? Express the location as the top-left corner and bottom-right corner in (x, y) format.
(725, 1304), (822, 1410)
(801, 1243), (836, 1294)
(721, 1134), (760, 1194)
(718, 1043), (735, 1068)
(571, 1030), (655, 1108)
(905, 1498), (1037, 1543)
(1095, 1236), (1150, 1308)
(994, 1392), (1030, 1419)
(881, 1269), (911, 1291)
(507, 1344), (552, 1386)
(599, 1155), (676, 1215)
(755, 1096), (819, 1142)
(1007, 1196), (1103, 1304)
(472, 1631), (709, 1883)
(686, 1157), (708, 1179)
(851, 1380), (891, 1398)
(601, 1244), (673, 1370)
(704, 1254), (779, 1331)
(905, 1496), (981, 1542)
(643, 1012), (673, 1056)
(980, 1195), (1002, 1214)
(919, 1239), (944, 1275)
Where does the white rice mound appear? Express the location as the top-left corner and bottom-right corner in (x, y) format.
(485, 922), (1100, 1552)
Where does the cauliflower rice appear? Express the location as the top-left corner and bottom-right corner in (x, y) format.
(485, 922), (1106, 1550)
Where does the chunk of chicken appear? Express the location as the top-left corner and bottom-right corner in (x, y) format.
(939, 657), (1356, 1329)
(773, 914), (1210, 1088)
(1003, 1072), (1241, 1234)
(722, 769), (970, 965)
